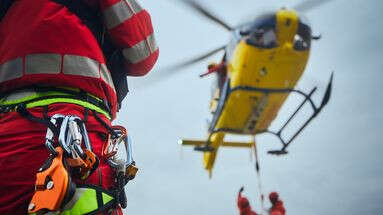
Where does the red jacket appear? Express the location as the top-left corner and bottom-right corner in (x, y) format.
(0, 0), (159, 118)
(270, 200), (286, 215)
(237, 192), (258, 215)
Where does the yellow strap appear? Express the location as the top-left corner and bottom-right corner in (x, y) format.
(0, 90), (111, 120)
(29, 187), (115, 215)
(26, 98), (110, 120)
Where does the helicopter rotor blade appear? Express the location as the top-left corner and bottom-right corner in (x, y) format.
(293, 0), (334, 12)
(160, 45), (225, 73)
(135, 45), (226, 87)
(180, 0), (233, 31)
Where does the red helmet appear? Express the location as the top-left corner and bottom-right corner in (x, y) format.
(270, 211), (283, 215)
(238, 197), (250, 209)
(269, 192), (279, 203)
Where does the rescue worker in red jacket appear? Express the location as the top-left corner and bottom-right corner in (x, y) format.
(237, 187), (258, 215)
(269, 192), (286, 215)
(0, 0), (158, 214)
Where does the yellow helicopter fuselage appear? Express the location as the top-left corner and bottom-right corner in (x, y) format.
(180, 10), (323, 174)
(204, 10), (310, 171)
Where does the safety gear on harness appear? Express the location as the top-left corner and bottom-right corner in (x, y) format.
(0, 87), (112, 120)
(28, 147), (77, 214)
(29, 114), (101, 214)
(102, 125), (138, 209)
(103, 126), (138, 178)
(26, 113), (137, 214)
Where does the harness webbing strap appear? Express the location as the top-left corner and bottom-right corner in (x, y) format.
(28, 185), (117, 215)
(0, 87), (112, 119)
(92, 109), (118, 138)
(16, 104), (60, 137)
(60, 185), (117, 215)
(0, 0), (12, 21)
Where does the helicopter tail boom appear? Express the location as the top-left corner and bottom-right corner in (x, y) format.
(179, 139), (253, 148)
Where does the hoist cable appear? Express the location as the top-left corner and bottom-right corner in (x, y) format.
(253, 136), (266, 214)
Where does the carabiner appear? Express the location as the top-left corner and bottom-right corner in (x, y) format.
(104, 126), (137, 176)
(58, 116), (72, 155)
(45, 114), (65, 155)
(68, 116), (85, 158)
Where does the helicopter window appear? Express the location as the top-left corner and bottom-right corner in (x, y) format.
(238, 14), (277, 48)
(294, 21), (312, 51)
(293, 34), (309, 50)
(251, 14), (276, 30)
(246, 28), (277, 48)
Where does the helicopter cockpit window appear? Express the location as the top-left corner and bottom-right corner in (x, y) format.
(243, 14), (277, 49)
(293, 19), (312, 51)
(246, 28), (277, 48)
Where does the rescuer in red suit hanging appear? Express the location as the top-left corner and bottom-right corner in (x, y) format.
(269, 192), (286, 215)
(237, 187), (258, 215)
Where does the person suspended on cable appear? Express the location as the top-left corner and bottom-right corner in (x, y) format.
(268, 192), (286, 215)
(237, 186), (258, 215)
(204, 56), (227, 114)
(0, 0), (158, 214)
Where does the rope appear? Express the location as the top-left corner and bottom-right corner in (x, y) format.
(253, 136), (266, 215)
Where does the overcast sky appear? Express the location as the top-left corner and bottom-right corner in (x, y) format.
(116, 0), (383, 214)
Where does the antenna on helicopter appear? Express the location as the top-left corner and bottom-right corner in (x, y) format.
(312, 34), (322, 40)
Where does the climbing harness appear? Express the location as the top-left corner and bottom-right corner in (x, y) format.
(0, 87), (112, 119)
(29, 114), (99, 214)
(26, 113), (137, 214)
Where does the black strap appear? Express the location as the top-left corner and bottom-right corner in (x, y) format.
(77, 184), (118, 215)
(83, 107), (89, 123)
(16, 104), (59, 137)
(96, 188), (104, 212)
(109, 51), (129, 106)
(0, 0), (13, 21)
(42, 105), (49, 120)
(50, 0), (104, 43)
(92, 110), (118, 138)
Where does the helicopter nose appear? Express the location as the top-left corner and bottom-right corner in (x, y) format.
(276, 10), (298, 44)
(281, 43), (293, 52)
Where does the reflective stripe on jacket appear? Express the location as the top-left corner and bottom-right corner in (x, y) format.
(0, 0), (159, 119)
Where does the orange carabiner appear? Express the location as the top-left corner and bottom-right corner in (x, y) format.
(102, 125), (127, 160)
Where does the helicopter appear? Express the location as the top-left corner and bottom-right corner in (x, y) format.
(160, 0), (334, 175)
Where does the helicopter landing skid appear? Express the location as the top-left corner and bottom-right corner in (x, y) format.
(268, 150), (288, 155)
(264, 72), (333, 154)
